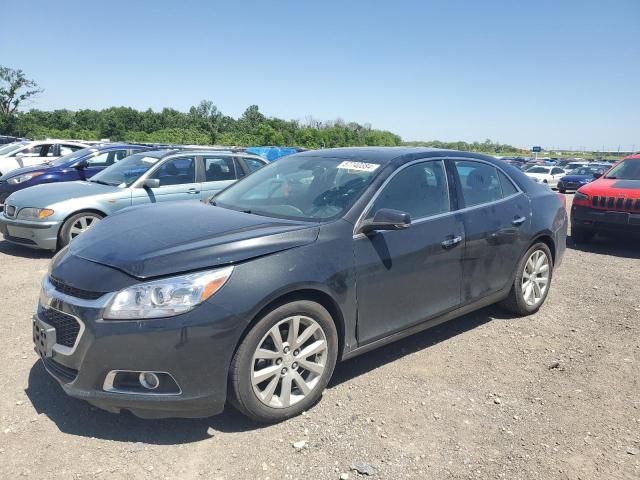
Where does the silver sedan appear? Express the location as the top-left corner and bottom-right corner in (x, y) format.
(0, 149), (266, 251)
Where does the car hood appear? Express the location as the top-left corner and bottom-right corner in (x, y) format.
(0, 163), (56, 180)
(578, 178), (640, 199)
(67, 202), (320, 279)
(5, 181), (117, 207)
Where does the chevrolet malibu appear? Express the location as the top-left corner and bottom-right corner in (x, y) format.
(0, 149), (266, 250)
(34, 148), (567, 422)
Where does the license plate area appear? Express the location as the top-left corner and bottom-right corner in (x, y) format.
(605, 211), (630, 225)
(33, 316), (56, 358)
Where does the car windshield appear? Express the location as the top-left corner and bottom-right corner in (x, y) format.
(89, 153), (162, 187)
(49, 147), (95, 166)
(605, 160), (640, 180)
(0, 141), (28, 156)
(214, 155), (382, 221)
(573, 167), (599, 175)
(527, 167), (550, 173)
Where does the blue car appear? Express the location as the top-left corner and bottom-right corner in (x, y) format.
(0, 144), (152, 209)
(557, 165), (607, 193)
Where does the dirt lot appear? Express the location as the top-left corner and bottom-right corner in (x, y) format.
(0, 196), (638, 480)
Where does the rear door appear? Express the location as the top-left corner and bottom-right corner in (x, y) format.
(131, 156), (200, 205)
(452, 160), (531, 302)
(199, 155), (239, 200)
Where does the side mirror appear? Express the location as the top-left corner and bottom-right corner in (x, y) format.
(16, 153), (24, 159)
(74, 159), (88, 170)
(593, 171), (603, 179)
(359, 208), (411, 235)
(142, 178), (160, 189)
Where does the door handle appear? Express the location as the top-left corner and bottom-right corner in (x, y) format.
(187, 189), (200, 195)
(512, 216), (526, 226)
(441, 235), (463, 249)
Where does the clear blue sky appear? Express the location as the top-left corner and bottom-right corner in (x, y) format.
(4, 0), (639, 150)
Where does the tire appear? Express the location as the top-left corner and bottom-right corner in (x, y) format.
(499, 242), (553, 316)
(228, 300), (338, 423)
(559, 188), (566, 194)
(58, 211), (104, 249)
(572, 228), (595, 244)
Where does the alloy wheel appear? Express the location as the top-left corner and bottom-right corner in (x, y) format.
(251, 315), (328, 409)
(69, 215), (101, 240)
(521, 250), (550, 306)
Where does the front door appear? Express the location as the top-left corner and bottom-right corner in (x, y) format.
(354, 160), (465, 345)
(131, 156), (201, 205)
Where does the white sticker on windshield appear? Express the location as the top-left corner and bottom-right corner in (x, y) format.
(336, 161), (380, 172)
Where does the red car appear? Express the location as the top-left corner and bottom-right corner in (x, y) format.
(571, 153), (640, 242)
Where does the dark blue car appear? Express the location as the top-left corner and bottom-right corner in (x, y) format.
(0, 144), (152, 208)
(557, 165), (607, 193)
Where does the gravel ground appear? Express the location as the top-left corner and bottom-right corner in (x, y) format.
(0, 195), (638, 480)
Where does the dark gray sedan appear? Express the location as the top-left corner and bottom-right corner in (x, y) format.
(35, 148), (567, 422)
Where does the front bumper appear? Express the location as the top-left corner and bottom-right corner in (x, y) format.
(0, 215), (61, 250)
(571, 205), (640, 235)
(35, 277), (243, 418)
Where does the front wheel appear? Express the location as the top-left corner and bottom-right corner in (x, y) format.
(58, 211), (104, 249)
(228, 300), (338, 423)
(499, 242), (553, 316)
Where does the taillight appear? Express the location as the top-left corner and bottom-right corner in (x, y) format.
(572, 191), (590, 207)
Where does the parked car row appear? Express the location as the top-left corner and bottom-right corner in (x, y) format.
(2, 145), (568, 422)
(0, 147), (268, 250)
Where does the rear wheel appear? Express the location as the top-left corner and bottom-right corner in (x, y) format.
(572, 228), (595, 244)
(499, 242), (553, 316)
(58, 211), (104, 248)
(228, 300), (338, 423)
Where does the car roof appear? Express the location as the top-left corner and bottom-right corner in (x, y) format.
(624, 153), (640, 160)
(146, 149), (266, 160)
(292, 147), (493, 165)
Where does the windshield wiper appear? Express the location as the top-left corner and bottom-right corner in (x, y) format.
(90, 179), (117, 186)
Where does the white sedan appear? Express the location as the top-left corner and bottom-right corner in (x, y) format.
(0, 140), (89, 176)
(525, 166), (567, 188)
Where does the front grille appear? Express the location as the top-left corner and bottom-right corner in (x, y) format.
(42, 357), (78, 383)
(50, 276), (106, 300)
(41, 308), (81, 348)
(591, 196), (640, 212)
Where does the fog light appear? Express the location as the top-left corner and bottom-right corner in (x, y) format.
(139, 372), (160, 390)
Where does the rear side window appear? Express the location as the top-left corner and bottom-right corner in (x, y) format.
(204, 157), (236, 181)
(369, 160), (450, 220)
(498, 170), (519, 197)
(454, 161), (502, 207)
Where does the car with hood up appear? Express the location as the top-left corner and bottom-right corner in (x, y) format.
(0, 149), (266, 250)
(32, 147), (567, 422)
(556, 164), (609, 193)
(0, 140), (89, 176)
(571, 153), (640, 242)
(0, 144), (152, 209)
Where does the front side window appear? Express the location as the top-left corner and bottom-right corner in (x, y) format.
(86, 150), (128, 167)
(151, 157), (196, 186)
(214, 155), (381, 221)
(605, 160), (640, 180)
(368, 161), (449, 220)
(455, 161), (502, 207)
(204, 157), (236, 182)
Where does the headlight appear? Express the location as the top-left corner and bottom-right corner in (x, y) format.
(574, 192), (589, 201)
(104, 266), (234, 320)
(7, 172), (44, 184)
(16, 207), (55, 220)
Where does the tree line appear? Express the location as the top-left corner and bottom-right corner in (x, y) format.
(0, 65), (522, 154)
